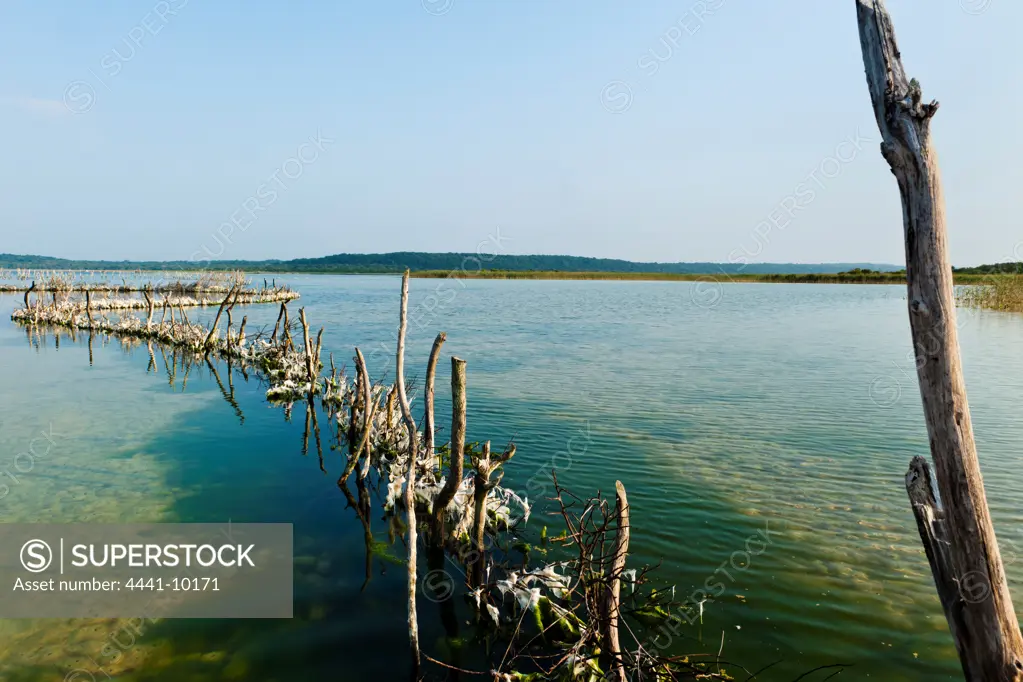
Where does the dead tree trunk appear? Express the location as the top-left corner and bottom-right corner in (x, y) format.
(272, 302), (286, 343)
(85, 289), (94, 327)
(314, 328), (324, 374)
(143, 288), (155, 332)
(354, 348), (378, 475)
(433, 356), (466, 525)
(282, 305), (292, 350)
(385, 387), (396, 450)
(600, 481), (630, 682)
(394, 270), (421, 673)
(855, 2), (1023, 678)
(469, 441), (515, 586)
(204, 286), (237, 350)
(224, 288), (240, 343)
(423, 332), (447, 474)
(299, 308), (316, 387)
(471, 441), (492, 587)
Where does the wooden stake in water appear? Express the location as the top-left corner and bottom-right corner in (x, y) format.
(434, 356), (466, 527)
(85, 289), (94, 327)
(855, 2), (1023, 678)
(423, 332), (447, 474)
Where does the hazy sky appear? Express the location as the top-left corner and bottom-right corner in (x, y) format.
(0, 0), (1019, 266)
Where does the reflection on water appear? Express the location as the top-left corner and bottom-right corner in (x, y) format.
(2, 279), (1023, 680)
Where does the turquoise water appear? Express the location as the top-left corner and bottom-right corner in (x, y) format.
(2, 277), (1023, 680)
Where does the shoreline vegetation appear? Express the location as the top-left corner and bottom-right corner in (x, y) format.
(11, 272), (793, 680)
(3, 266), (1021, 286)
(413, 268), (1023, 285)
(412, 268), (911, 283)
(956, 276), (1023, 312)
(3, 268), (1023, 313)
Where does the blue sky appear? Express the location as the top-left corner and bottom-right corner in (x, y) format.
(0, 0), (1018, 266)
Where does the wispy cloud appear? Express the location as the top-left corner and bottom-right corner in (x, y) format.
(0, 95), (69, 117)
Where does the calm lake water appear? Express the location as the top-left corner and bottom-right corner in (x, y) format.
(2, 276), (1022, 681)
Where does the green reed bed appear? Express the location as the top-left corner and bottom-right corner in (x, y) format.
(957, 276), (1023, 312)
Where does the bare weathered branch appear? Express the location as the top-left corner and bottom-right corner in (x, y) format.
(600, 481), (630, 682)
(340, 348), (379, 486)
(395, 270), (421, 672)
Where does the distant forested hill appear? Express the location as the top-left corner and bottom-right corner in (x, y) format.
(0, 252), (903, 275)
(284, 253), (904, 274)
(953, 262), (1023, 274)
